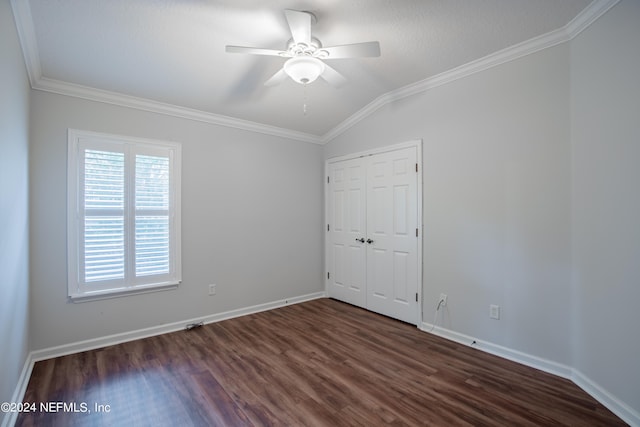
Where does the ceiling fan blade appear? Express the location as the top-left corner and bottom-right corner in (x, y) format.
(284, 9), (311, 46)
(320, 63), (347, 88)
(225, 45), (286, 57)
(317, 41), (381, 59)
(264, 68), (288, 87)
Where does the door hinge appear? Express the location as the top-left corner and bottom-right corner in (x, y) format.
(327, 272), (330, 280)
(327, 224), (330, 231)
(327, 176), (330, 184)
(416, 228), (418, 237)
(416, 293), (418, 302)
(416, 163), (418, 173)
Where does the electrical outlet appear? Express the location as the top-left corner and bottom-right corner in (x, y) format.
(208, 284), (216, 296)
(490, 304), (500, 319)
(439, 293), (447, 307)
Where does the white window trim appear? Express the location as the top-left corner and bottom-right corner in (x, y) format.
(67, 129), (182, 302)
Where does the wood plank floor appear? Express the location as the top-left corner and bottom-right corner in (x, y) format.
(17, 298), (625, 426)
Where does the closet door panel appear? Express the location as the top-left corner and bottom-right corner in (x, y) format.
(327, 144), (419, 324)
(327, 159), (366, 308)
(366, 147), (418, 324)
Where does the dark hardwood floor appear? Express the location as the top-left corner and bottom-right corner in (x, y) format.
(17, 298), (625, 426)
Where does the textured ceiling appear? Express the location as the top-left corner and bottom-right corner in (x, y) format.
(19, 0), (593, 139)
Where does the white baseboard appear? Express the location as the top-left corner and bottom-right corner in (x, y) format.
(30, 291), (326, 362)
(1, 355), (35, 427)
(421, 322), (639, 427)
(572, 369), (640, 427)
(419, 322), (573, 378)
(2, 291), (326, 427)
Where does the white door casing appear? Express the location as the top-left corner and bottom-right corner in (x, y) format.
(326, 141), (422, 325)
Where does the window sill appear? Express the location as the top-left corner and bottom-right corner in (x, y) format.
(69, 281), (179, 303)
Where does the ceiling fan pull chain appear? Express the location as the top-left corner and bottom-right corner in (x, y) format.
(303, 83), (308, 116)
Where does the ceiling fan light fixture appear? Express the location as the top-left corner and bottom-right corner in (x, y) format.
(284, 56), (325, 84)
(226, 9), (380, 88)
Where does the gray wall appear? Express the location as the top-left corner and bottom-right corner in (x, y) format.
(325, 0), (640, 416)
(0, 0), (31, 422)
(571, 0), (640, 414)
(6, 0), (639, 420)
(29, 91), (324, 350)
(326, 43), (573, 365)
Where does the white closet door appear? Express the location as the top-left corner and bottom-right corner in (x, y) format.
(366, 147), (419, 324)
(327, 158), (367, 308)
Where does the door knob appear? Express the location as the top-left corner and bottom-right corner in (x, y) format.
(366, 239), (374, 244)
(355, 238), (365, 243)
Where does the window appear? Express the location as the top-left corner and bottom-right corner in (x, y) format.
(67, 129), (181, 301)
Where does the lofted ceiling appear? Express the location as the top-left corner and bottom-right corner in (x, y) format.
(12, 0), (598, 142)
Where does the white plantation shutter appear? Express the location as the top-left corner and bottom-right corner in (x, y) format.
(135, 154), (170, 277)
(83, 149), (126, 283)
(68, 130), (181, 300)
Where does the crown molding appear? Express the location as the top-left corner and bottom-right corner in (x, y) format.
(33, 77), (324, 144)
(9, 0), (323, 145)
(321, 26), (571, 143)
(321, 0), (620, 143)
(565, 0), (620, 37)
(10, 0), (41, 87)
(11, 0), (618, 146)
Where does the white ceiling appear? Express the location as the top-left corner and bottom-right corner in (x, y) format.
(14, 0), (595, 141)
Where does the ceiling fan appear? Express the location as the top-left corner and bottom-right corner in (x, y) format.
(225, 9), (381, 88)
